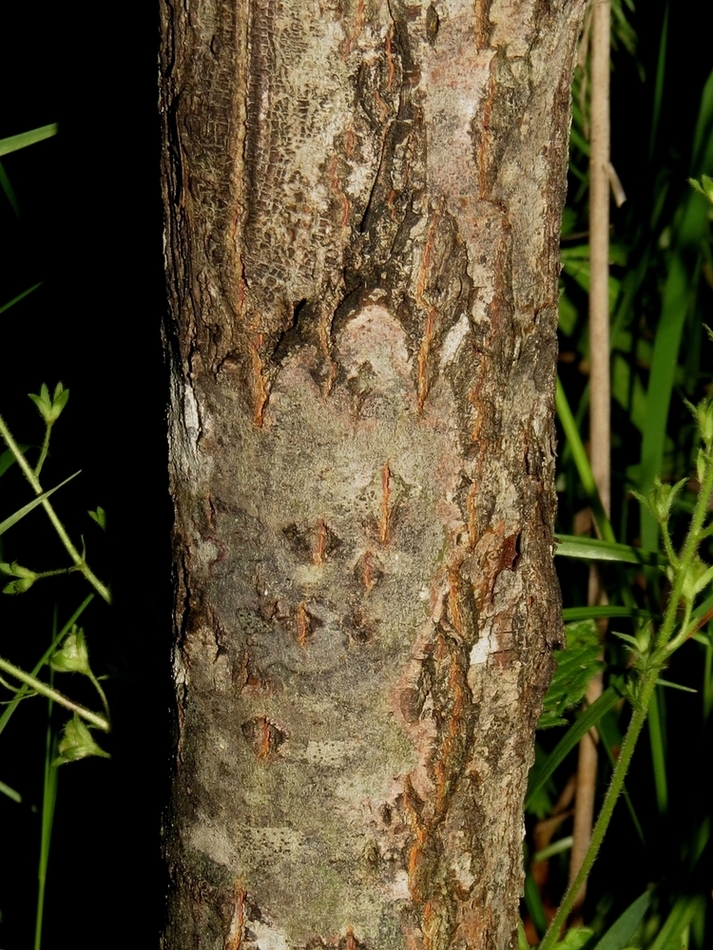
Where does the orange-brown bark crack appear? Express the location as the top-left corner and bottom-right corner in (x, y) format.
(380, 462), (391, 544)
(224, 886), (245, 950)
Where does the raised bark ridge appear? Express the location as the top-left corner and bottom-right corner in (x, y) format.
(160, 2), (586, 948)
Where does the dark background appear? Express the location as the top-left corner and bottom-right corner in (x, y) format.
(0, 2), (710, 947)
(0, 3), (166, 947)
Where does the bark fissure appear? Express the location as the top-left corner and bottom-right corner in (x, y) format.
(160, 2), (587, 948)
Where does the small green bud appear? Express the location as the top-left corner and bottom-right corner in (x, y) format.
(28, 382), (69, 425)
(635, 622), (652, 656)
(51, 627), (90, 675)
(689, 175), (713, 206)
(0, 561), (38, 594)
(697, 448), (707, 486)
(88, 507), (107, 531)
(53, 714), (110, 766)
(647, 477), (687, 524)
(680, 557), (713, 603)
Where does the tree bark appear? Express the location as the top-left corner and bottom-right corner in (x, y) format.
(159, 2), (586, 949)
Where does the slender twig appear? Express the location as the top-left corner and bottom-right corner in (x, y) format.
(0, 413), (111, 604)
(569, 0), (612, 910)
(541, 452), (713, 948)
(0, 654), (109, 732)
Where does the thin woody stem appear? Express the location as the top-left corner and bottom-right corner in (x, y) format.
(0, 413), (111, 604)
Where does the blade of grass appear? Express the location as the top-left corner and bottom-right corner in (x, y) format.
(639, 73), (713, 552)
(35, 622), (59, 950)
(597, 708), (645, 844)
(0, 124), (58, 158)
(526, 686), (621, 808)
(592, 889), (652, 950)
(647, 686), (668, 814)
(0, 471), (80, 536)
(648, 895), (705, 950)
(0, 158), (21, 217)
(555, 534), (665, 565)
(647, 2), (668, 164)
(523, 868), (549, 939)
(562, 605), (651, 622)
(0, 778), (22, 802)
(556, 377), (616, 543)
(0, 282), (43, 315)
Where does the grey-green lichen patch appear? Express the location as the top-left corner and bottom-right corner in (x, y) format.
(190, 302), (468, 943)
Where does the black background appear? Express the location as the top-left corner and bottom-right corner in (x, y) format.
(0, 2), (710, 947)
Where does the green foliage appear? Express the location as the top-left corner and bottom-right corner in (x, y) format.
(525, 9), (713, 949)
(0, 387), (111, 948)
(539, 621), (603, 729)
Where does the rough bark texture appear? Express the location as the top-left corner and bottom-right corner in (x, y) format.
(159, 2), (586, 948)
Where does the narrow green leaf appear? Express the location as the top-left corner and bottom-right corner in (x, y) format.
(0, 282), (43, 315)
(0, 471), (80, 537)
(0, 158), (20, 217)
(0, 123), (58, 158)
(562, 605), (651, 622)
(592, 890), (652, 950)
(526, 687), (621, 808)
(0, 778), (22, 803)
(556, 378), (616, 543)
(648, 895), (705, 950)
(555, 534), (665, 566)
(648, 688), (668, 815)
(655, 678), (696, 693)
(533, 835), (573, 863)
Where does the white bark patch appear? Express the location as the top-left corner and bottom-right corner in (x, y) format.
(438, 313), (471, 368)
(338, 304), (412, 381)
(251, 921), (291, 950)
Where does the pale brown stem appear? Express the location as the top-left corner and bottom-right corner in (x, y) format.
(569, 0), (611, 915)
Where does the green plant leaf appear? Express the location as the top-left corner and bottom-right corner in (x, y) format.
(52, 713), (109, 766)
(0, 778), (22, 803)
(591, 890), (652, 950)
(562, 605), (651, 622)
(0, 282), (42, 315)
(539, 620), (603, 729)
(0, 471), (80, 537)
(555, 534), (666, 566)
(88, 506), (107, 531)
(0, 123), (58, 158)
(526, 686), (622, 808)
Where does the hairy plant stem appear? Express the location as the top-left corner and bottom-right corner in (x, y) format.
(0, 413), (111, 604)
(541, 452), (713, 948)
(0, 654), (109, 732)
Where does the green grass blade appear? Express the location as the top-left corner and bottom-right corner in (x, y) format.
(638, 254), (695, 551)
(648, 895), (705, 950)
(0, 446), (29, 478)
(562, 605), (651, 622)
(598, 709), (645, 844)
(0, 471), (80, 537)
(0, 158), (21, 217)
(647, 686), (668, 814)
(523, 868), (549, 939)
(556, 378), (616, 543)
(648, 3), (668, 163)
(691, 68), (713, 168)
(0, 778), (22, 802)
(639, 73), (713, 552)
(592, 889), (652, 950)
(0, 123), (58, 158)
(555, 534), (665, 566)
(526, 686), (621, 807)
(34, 632), (60, 950)
(0, 282), (43, 315)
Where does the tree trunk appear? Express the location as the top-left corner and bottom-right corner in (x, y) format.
(159, 2), (586, 948)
